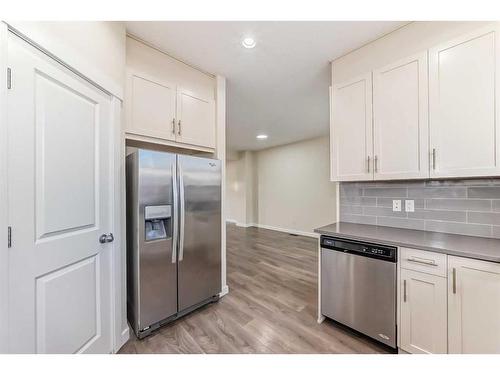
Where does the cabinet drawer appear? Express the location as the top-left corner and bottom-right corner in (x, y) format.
(400, 247), (447, 277)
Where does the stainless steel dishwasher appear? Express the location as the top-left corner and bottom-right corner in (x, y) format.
(321, 236), (397, 348)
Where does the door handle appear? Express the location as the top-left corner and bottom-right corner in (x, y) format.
(99, 233), (114, 244)
(432, 148), (436, 170)
(172, 118), (176, 134)
(374, 155), (378, 173)
(172, 163), (178, 264)
(403, 279), (407, 302)
(178, 120), (182, 136)
(178, 163), (185, 261)
(367, 156), (371, 173)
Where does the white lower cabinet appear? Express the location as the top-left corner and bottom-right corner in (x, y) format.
(399, 250), (500, 354)
(400, 268), (447, 354)
(448, 256), (500, 354)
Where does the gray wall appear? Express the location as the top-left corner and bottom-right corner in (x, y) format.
(340, 179), (500, 239)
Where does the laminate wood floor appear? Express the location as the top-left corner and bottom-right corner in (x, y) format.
(118, 224), (391, 354)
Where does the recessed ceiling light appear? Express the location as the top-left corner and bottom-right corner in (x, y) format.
(242, 37), (256, 49)
(256, 134), (268, 139)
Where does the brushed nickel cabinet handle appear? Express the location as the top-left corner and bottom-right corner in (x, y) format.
(178, 120), (182, 135)
(403, 279), (407, 302)
(407, 257), (438, 266)
(374, 155), (378, 173)
(452, 268), (457, 294)
(367, 156), (371, 173)
(432, 148), (436, 170)
(172, 118), (176, 134)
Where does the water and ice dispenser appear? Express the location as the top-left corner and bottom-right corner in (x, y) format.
(144, 205), (172, 241)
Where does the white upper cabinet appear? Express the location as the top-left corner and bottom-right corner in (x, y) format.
(126, 71), (177, 141)
(448, 256), (500, 354)
(176, 88), (216, 149)
(373, 52), (429, 180)
(125, 71), (216, 150)
(331, 23), (500, 181)
(125, 37), (217, 151)
(429, 25), (500, 178)
(331, 73), (373, 181)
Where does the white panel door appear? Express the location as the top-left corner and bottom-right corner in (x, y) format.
(429, 25), (500, 178)
(331, 73), (373, 181)
(176, 88), (215, 148)
(448, 256), (500, 354)
(400, 269), (447, 354)
(125, 70), (176, 141)
(7, 34), (112, 353)
(373, 52), (429, 180)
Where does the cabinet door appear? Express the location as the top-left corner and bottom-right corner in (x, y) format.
(331, 73), (373, 181)
(429, 25), (500, 178)
(400, 269), (447, 354)
(176, 88), (216, 148)
(373, 53), (429, 180)
(448, 256), (500, 354)
(126, 70), (177, 141)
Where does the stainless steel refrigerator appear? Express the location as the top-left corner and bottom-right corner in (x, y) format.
(126, 149), (221, 338)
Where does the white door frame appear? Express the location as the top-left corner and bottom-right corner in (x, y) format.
(0, 21), (9, 353)
(112, 96), (130, 351)
(216, 75), (229, 297)
(0, 23), (128, 353)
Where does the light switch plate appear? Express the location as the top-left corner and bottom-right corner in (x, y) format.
(392, 200), (401, 212)
(405, 200), (415, 212)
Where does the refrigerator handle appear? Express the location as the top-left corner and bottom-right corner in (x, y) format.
(178, 163), (185, 262)
(171, 163), (178, 264)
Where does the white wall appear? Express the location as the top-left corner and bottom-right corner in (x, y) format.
(226, 155), (246, 224)
(126, 36), (215, 100)
(7, 21), (126, 99)
(226, 136), (337, 235)
(226, 151), (256, 226)
(256, 136), (336, 235)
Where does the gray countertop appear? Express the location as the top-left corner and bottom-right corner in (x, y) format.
(314, 222), (500, 263)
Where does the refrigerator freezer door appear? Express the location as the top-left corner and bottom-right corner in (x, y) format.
(177, 155), (221, 311)
(128, 149), (178, 333)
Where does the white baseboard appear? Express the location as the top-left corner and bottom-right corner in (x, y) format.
(235, 222), (254, 228)
(219, 284), (229, 297)
(226, 220), (318, 238)
(253, 223), (319, 238)
(225, 219), (254, 228)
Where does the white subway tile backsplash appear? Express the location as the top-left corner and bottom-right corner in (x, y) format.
(339, 179), (500, 239)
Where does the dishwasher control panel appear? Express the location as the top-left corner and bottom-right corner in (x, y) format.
(320, 236), (397, 262)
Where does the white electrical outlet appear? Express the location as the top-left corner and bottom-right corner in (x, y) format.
(392, 200), (401, 212)
(405, 200), (415, 212)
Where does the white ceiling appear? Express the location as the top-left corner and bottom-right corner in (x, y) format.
(125, 21), (407, 151)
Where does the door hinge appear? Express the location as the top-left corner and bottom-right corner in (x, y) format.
(7, 226), (12, 248)
(7, 68), (11, 89)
